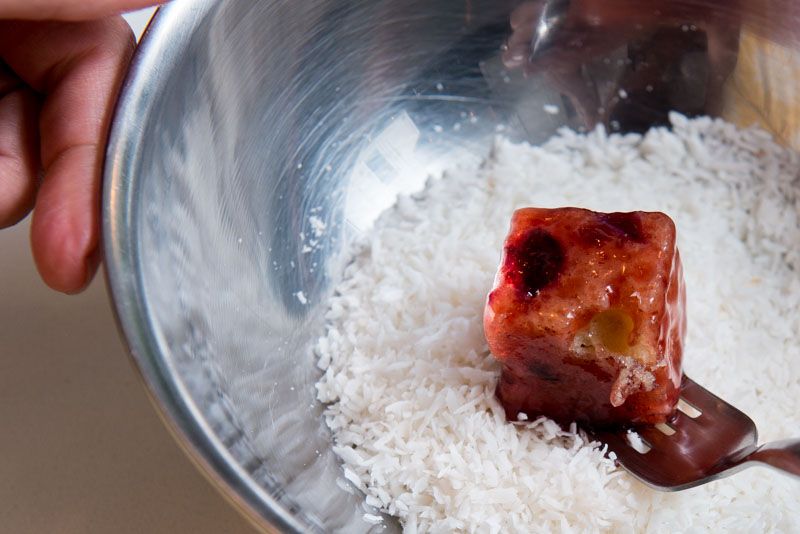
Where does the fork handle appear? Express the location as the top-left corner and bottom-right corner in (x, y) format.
(747, 439), (800, 478)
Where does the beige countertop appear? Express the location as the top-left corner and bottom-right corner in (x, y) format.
(0, 10), (257, 534)
(0, 219), (258, 534)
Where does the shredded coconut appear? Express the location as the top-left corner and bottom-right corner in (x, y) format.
(309, 215), (327, 238)
(315, 114), (800, 532)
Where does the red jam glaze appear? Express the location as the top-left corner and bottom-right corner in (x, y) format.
(484, 208), (686, 428)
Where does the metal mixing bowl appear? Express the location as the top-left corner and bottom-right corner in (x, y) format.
(103, 1), (800, 531)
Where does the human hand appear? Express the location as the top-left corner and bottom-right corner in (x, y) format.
(0, 0), (158, 293)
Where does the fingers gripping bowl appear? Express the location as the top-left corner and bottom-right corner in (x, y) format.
(104, 1), (800, 531)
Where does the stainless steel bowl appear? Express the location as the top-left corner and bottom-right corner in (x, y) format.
(103, 1), (800, 531)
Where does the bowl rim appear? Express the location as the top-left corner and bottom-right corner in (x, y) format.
(102, 2), (303, 531)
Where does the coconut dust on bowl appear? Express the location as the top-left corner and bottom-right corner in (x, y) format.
(314, 114), (800, 532)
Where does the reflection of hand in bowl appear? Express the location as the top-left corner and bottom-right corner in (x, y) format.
(502, 0), (740, 130)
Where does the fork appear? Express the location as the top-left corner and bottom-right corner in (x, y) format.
(592, 376), (800, 491)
